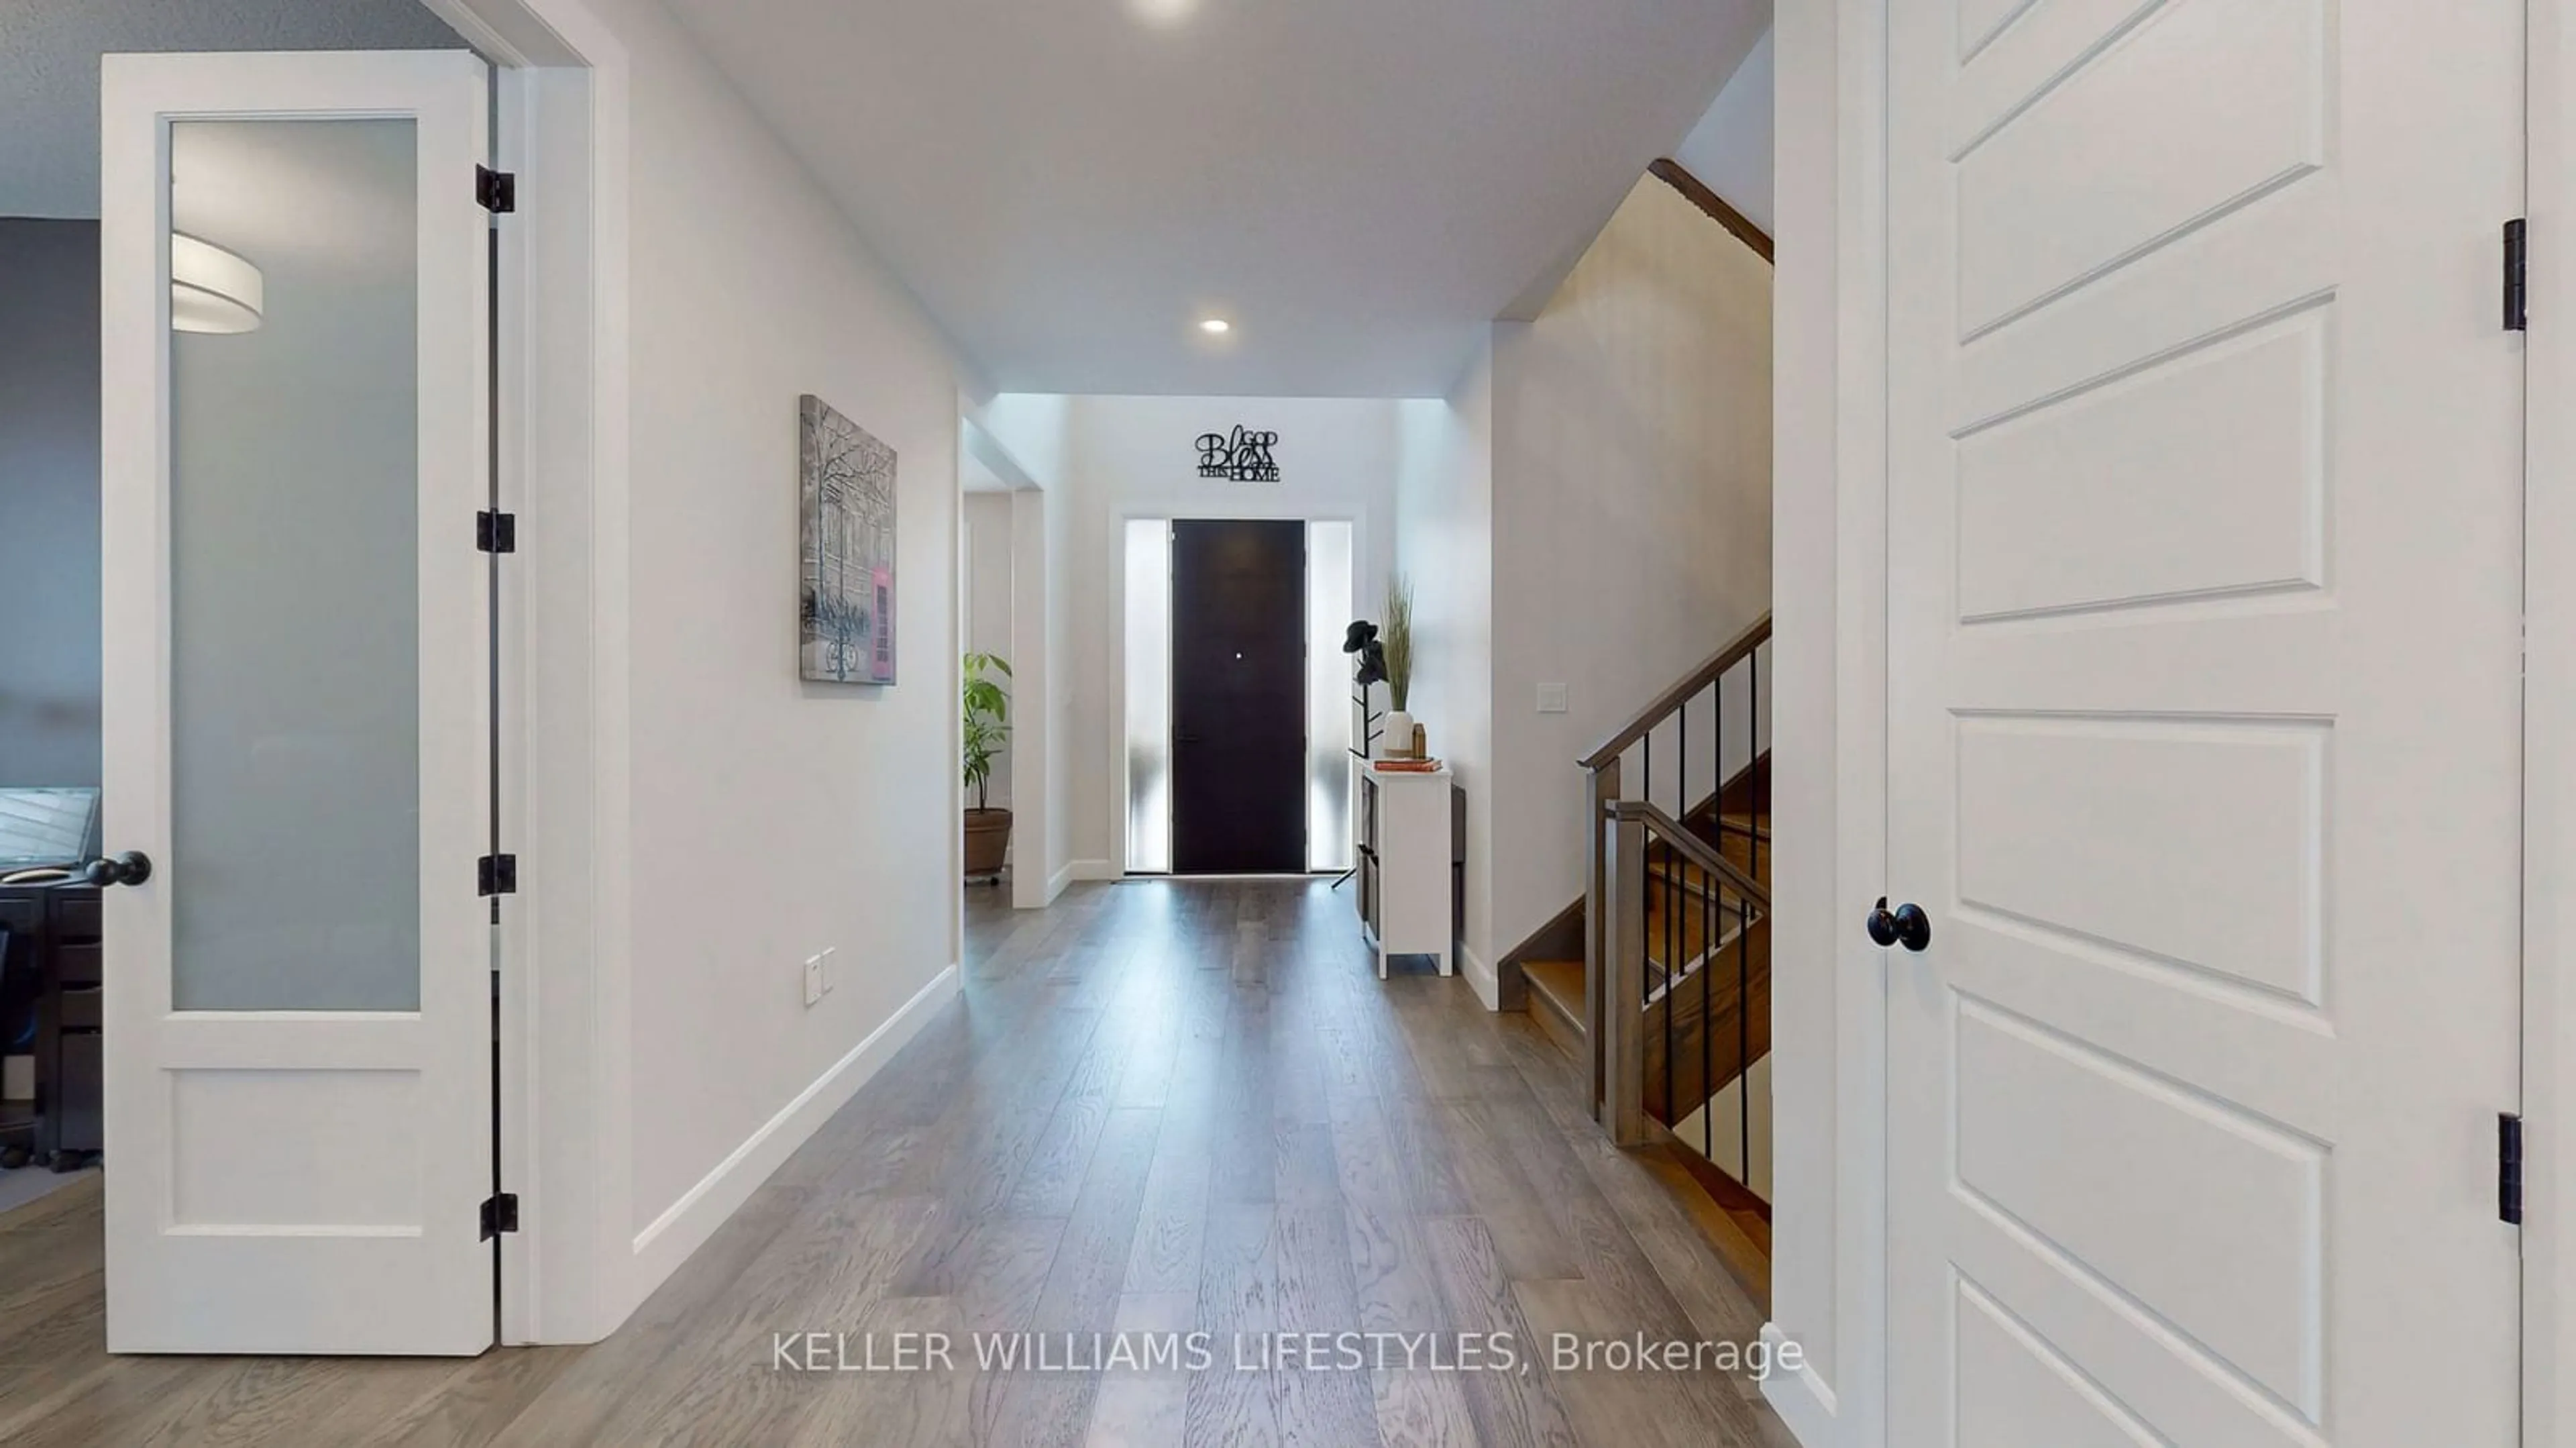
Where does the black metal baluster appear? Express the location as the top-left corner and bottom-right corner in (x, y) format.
(1669, 819), (1690, 1123)
(1738, 892), (1752, 1189)
(1642, 733), (1652, 823)
(1702, 862), (1715, 1164)
(1750, 650), (1762, 881)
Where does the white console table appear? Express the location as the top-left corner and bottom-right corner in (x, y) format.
(1356, 766), (1454, 978)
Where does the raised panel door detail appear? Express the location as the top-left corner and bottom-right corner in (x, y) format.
(1955, 715), (2326, 1006)
(171, 1069), (424, 1230)
(1955, 1000), (2326, 1418)
(1955, 0), (2327, 337)
(1956, 309), (2328, 623)
(1955, 1276), (2164, 1447)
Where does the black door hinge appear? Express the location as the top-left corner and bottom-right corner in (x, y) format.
(478, 854), (518, 898)
(480, 1192), (520, 1240)
(477, 510), (517, 554)
(2506, 219), (2529, 332)
(2501, 1112), (2525, 1225)
(476, 165), (517, 215)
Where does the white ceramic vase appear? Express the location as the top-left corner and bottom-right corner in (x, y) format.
(1383, 710), (1416, 757)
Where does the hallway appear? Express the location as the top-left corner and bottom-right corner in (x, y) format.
(0, 880), (1794, 1446)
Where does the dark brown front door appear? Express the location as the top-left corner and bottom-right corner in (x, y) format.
(1170, 519), (1305, 874)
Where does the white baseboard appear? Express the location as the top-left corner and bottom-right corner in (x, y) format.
(1034, 857), (1118, 903)
(1042, 861), (1075, 902)
(627, 962), (961, 1299)
(1760, 1322), (1839, 1447)
(1457, 940), (1499, 1011)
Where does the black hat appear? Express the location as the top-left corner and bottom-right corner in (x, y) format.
(1341, 620), (1379, 654)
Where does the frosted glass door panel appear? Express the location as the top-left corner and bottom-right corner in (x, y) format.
(168, 119), (422, 1012)
(1124, 519), (1173, 874)
(1305, 521), (1354, 871)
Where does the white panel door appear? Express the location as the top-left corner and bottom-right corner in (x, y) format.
(99, 50), (494, 1355)
(1886, 1), (2524, 1443)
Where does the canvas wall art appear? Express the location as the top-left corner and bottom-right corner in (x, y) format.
(799, 395), (899, 684)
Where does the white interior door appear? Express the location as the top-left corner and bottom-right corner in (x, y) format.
(99, 50), (494, 1355)
(1886, 2), (2524, 1443)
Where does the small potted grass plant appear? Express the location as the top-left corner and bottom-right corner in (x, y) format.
(1381, 576), (1415, 756)
(963, 652), (1013, 884)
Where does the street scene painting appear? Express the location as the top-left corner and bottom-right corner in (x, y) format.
(799, 395), (899, 684)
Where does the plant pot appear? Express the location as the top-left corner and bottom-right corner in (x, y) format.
(1383, 710), (1416, 758)
(963, 808), (1014, 882)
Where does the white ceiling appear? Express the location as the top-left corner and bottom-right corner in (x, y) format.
(663, 0), (1771, 397)
(0, 0), (464, 220)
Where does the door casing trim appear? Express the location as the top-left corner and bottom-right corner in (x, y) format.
(418, 0), (634, 1346)
(2522, 0), (2574, 1437)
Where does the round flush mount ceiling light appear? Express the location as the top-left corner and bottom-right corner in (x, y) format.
(171, 233), (264, 335)
(1126, 0), (1199, 25)
(1198, 317), (1232, 335)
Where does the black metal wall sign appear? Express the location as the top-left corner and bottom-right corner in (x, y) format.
(1196, 426), (1281, 482)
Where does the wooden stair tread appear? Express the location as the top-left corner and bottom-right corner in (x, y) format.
(1522, 958), (1587, 1053)
(1523, 958), (1585, 1012)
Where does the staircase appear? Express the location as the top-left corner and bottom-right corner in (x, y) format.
(1516, 614), (1774, 1272)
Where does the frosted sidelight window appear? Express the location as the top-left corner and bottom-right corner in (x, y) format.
(168, 119), (423, 1011)
(1305, 521), (1354, 871)
(1124, 519), (1173, 873)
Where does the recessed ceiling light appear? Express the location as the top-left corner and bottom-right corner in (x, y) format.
(1127, 0), (1198, 25)
(1199, 317), (1232, 335)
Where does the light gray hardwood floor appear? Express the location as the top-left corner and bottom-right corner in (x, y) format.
(0, 878), (1797, 1447)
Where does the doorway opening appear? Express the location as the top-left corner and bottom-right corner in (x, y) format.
(0, 0), (498, 1319)
(1122, 517), (1354, 876)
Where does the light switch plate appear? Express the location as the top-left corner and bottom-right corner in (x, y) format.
(1537, 682), (1570, 714)
(802, 955), (824, 1006)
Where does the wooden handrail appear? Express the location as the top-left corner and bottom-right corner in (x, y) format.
(1606, 798), (1769, 911)
(1650, 158), (1773, 264)
(1578, 612), (1773, 771)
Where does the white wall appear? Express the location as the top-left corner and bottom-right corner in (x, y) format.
(961, 396), (1071, 909)
(1675, 26), (1775, 236)
(1037, 470), (1073, 896)
(0, 220), (101, 789)
(1395, 350), (1497, 994)
(1485, 174), (1774, 969)
(963, 490), (1015, 810)
(1058, 395), (1404, 874)
(978, 393), (1071, 493)
(584, 0), (971, 1274)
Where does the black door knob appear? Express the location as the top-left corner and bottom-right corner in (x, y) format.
(1866, 896), (1930, 952)
(83, 851), (153, 888)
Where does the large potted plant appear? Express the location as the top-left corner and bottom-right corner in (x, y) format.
(963, 652), (1014, 883)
